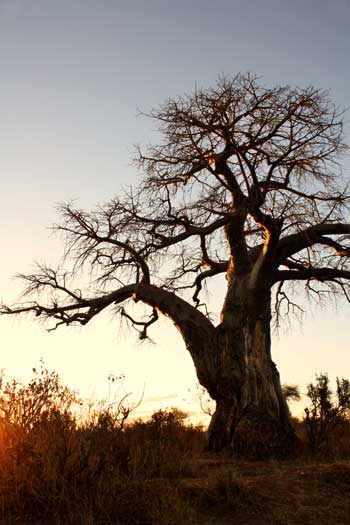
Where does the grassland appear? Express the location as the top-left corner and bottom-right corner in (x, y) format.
(0, 367), (349, 524)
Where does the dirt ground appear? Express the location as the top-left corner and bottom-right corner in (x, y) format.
(177, 457), (350, 524)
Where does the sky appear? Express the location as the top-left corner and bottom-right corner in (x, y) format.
(0, 0), (349, 420)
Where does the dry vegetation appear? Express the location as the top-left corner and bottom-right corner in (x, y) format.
(0, 366), (349, 524)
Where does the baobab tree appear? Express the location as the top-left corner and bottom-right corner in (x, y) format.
(1, 73), (350, 456)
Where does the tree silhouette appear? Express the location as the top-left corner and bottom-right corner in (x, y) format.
(1, 73), (349, 455)
(304, 374), (350, 452)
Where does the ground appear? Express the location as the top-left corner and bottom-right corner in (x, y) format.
(177, 457), (350, 524)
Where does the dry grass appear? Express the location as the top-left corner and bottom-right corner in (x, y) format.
(0, 412), (349, 524)
(0, 368), (349, 523)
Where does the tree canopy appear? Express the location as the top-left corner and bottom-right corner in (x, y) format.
(2, 73), (349, 333)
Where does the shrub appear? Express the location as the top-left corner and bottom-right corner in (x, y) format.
(303, 373), (350, 455)
(0, 366), (205, 523)
(125, 408), (205, 479)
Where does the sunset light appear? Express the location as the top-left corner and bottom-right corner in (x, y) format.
(0, 1), (349, 521)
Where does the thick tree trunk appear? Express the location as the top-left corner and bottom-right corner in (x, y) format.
(203, 280), (298, 458)
(207, 355), (296, 457)
(136, 276), (298, 458)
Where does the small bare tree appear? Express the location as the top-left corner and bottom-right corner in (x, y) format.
(1, 74), (349, 456)
(304, 374), (350, 452)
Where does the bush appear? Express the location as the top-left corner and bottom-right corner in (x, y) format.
(125, 408), (205, 479)
(0, 359), (78, 432)
(0, 365), (205, 523)
(303, 373), (350, 455)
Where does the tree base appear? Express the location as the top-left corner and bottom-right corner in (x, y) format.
(231, 418), (299, 459)
(208, 411), (300, 459)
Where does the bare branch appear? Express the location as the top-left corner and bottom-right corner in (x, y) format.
(277, 223), (350, 263)
(274, 267), (350, 284)
(1, 73), (349, 343)
(119, 306), (159, 340)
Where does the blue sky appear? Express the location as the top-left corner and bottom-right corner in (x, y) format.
(0, 0), (349, 418)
